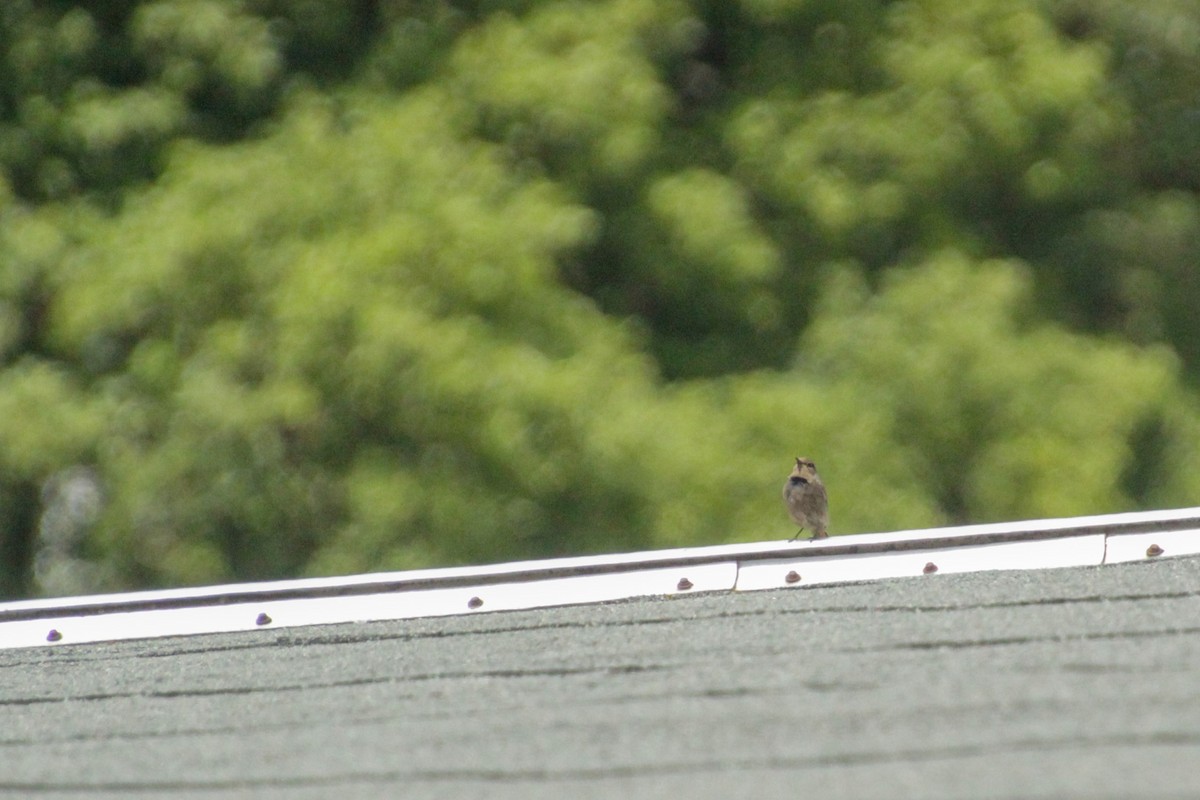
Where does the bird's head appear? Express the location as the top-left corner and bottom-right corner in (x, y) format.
(789, 457), (817, 484)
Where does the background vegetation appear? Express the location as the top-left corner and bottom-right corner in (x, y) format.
(2, 0), (1199, 598)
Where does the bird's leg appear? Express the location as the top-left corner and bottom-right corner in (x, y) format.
(789, 528), (805, 542)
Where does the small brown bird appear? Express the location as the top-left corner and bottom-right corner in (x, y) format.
(783, 457), (829, 541)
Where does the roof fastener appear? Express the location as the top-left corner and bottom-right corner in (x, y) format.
(467, 596), (484, 609)
(923, 562), (938, 574)
(45, 629), (62, 643)
(1146, 544), (1164, 557)
(785, 571), (801, 584)
(255, 612), (272, 626)
(676, 578), (694, 591)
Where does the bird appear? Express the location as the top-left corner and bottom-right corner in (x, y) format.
(783, 457), (829, 541)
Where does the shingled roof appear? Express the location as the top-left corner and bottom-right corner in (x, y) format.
(2, 509), (1199, 798)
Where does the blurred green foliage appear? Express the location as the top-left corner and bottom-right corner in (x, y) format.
(2, 0), (1200, 597)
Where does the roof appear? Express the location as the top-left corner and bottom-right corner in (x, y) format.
(2, 509), (1199, 798)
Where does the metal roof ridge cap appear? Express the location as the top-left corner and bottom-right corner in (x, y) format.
(1, 505), (1197, 622)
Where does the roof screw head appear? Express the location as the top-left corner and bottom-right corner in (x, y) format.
(785, 570), (801, 584)
(467, 596), (484, 609)
(676, 577), (694, 591)
(923, 562), (939, 574)
(255, 612), (272, 626)
(1146, 544), (1164, 558)
(45, 629), (62, 643)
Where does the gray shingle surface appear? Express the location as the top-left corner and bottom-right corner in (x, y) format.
(2, 555), (1199, 799)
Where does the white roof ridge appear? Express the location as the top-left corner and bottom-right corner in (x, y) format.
(2, 506), (1197, 650)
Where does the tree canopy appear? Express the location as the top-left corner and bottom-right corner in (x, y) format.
(2, 0), (1199, 597)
